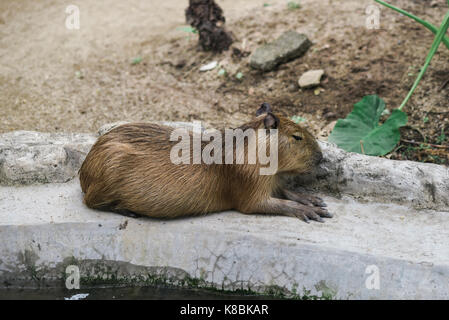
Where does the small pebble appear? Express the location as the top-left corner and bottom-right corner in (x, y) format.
(199, 61), (218, 72)
(298, 69), (324, 88)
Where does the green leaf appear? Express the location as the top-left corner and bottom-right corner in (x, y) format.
(131, 57), (142, 65)
(218, 68), (227, 76)
(328, 95), (408, 156)
(177, 26), (198, 34)
(291, 115), (306, 123)
(437, 128), (446, 144)
(287, 1), (301, 10)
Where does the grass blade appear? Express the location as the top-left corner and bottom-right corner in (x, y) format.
(375, 0), (449, 50)
(399, 9), (449, 110)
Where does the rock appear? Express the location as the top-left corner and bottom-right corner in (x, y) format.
(291, 141), (449, 211)
(323, 111), (337, 120)
(175, 59), (187, 69)
(250, 31), (311, 71)
(0, 131), (96, 185)
(298, 69), (324, 88)
(288, 82), (299, 92)
(430, 0), (438, 7)
(199, 61), (218, 72)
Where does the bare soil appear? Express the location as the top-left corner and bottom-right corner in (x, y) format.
(0, 0), (448, 164)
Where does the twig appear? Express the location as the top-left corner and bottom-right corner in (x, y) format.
(360, 140), (365, 154)
(392, 144), (406, 153)
(403, 125), (426, 140)
(439, 77), (449, 90)
(183, 54), (213, 79)
(381, 58), (396, 63)
(400, 139), (449, 149)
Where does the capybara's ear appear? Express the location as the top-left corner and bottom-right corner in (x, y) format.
(264, 112), (279, 129)
(256, 102), (272, 116)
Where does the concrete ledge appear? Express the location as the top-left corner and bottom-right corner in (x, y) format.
(1, 180), (449, 299)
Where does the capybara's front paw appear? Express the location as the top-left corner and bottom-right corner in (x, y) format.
(292, 203), (332, 223)
(282, 188), (328, 208)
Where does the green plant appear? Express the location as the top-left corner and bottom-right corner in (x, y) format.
(287, 1), (301, 10)
(375, 0), (449, 110)
(291, 115), (306, 123)
(75, 71), (84, 79)
(328, 95), (407, 155)
(437, 128), (447, 144)
(218, 68), (227, 76)
(329, 1), (449, 156)
(375, 0), (449, 50)
(177, 26), (198, 41)
(131, 57), (142, 65)
(177, 26), (198, 34)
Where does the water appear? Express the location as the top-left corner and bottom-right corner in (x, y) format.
(0, 286), (278, 300)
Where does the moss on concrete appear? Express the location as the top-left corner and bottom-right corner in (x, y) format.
(4, 257), (333, 299)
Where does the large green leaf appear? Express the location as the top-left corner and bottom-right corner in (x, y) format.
(328, 95), (408, 156)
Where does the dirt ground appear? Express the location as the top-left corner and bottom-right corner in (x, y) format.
(1, 0), (448, 164)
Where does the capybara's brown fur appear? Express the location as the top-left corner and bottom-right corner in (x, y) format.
(79, 103), (331, 222)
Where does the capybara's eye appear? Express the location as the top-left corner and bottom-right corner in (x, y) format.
(292, 135), (302, 141)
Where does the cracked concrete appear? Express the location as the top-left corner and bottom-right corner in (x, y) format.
(0, 131), (96, 185)
(1, 179), (449, 299)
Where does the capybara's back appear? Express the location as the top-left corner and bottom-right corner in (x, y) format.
(79, 123), (231, 218)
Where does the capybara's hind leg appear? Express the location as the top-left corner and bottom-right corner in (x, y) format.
(83, 184), (140, 218)
(109, 208), (141, 218)
(82, 183), (113, 211)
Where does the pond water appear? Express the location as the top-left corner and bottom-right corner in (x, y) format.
(0, 286), (278, 300)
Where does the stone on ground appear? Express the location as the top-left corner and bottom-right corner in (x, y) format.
(249, 31), (311, 71)
(298, 69), (324, 88)
(199, 61), (218, 72)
